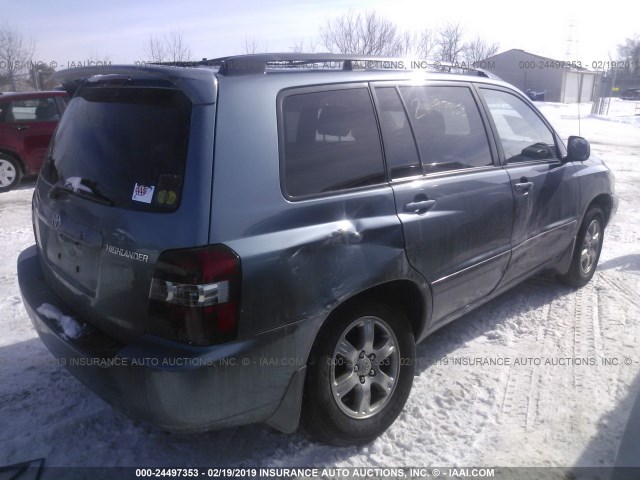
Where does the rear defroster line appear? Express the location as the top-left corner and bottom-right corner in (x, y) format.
(0, 457), (45, 480)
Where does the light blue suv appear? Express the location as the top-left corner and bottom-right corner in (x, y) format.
(18, 54), (616, 445)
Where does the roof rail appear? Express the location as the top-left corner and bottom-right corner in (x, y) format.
(198, 53), (498, 79)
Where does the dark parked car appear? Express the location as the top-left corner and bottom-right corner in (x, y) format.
(0, 90), (68, 192)
(620, 88), (640, 100)
(525, 88), (546, 101)
(18, 54), (617, 445)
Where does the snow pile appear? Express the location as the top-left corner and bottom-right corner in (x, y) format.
(592, 114), (640, 128)
(592, 98), (640, 128)
(36, 303), (85, 339)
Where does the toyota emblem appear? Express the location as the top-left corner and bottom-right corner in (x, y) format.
(52, 213), (61, 230)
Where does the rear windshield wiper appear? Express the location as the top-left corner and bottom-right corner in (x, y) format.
(49, 177), (113, 206)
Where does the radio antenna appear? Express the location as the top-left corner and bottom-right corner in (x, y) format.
(578, 73), (583, 136)
(567, 21), (581, 136)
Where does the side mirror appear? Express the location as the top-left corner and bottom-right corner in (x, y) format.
(566, 136), (590, 162)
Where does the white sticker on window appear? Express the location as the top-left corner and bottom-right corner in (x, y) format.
(132, 183), (155, 203)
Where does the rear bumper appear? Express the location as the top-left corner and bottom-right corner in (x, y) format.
(18, 244), (307, 433)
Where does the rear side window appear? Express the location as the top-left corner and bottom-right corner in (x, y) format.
(281, 88), (385, 197)
(399, 86), (492, 173)
(42, 86), (191, 212)
(7, 97), (60, 122)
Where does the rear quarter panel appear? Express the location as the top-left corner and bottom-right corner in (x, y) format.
(210, 76), (430, 344)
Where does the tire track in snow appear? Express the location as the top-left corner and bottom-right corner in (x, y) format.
(528, 284), (556, 433)
(594, 270), (640, 401)
(497, 279), (556, 433)
(488, 275), (607, 463)
(598, 274), (640, 312)
(572, 286), (591, 390)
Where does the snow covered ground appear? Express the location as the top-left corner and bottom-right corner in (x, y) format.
(0, 100), (639, 472)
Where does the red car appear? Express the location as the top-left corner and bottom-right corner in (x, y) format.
(0, 90), (68, 192)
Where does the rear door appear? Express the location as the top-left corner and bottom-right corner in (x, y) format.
(33, 74), (215, 343)
(1, 96), (61, 173)
(477, 87), (579, 286)
(374, 83), (514, 323)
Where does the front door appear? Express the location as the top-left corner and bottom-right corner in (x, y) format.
(373, 83), (514, 323)
(477, 87), (579, 286)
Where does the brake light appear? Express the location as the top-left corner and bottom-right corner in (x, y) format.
(148, 245), (241, 345)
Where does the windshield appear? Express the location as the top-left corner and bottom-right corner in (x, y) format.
(42, 85), (192, 212)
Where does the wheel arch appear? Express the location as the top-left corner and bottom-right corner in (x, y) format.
(588, 194), (614, 227)
(0, 149), (26, 174)
(320, 279), (429, 345)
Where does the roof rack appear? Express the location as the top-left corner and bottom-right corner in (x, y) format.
(198, 53), (498, 79)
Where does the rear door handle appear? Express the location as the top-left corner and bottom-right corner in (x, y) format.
(14, 125), (30, 130)
(514, 181), (533, 193)
(404, 199), (436, 213)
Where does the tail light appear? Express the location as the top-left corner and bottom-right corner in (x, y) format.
(148, 245), (241, 345)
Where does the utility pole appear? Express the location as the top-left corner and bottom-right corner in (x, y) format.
(31, 63), (40, 91)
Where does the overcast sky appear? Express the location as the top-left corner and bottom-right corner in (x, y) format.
(2, 0), (637, 68)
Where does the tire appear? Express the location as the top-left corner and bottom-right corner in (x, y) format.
(560, 207), (605, 288)
(301, 301), (415, 445)
(0, 154), (22, 193)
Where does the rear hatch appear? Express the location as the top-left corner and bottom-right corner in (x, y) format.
(34, 66), (217, 344)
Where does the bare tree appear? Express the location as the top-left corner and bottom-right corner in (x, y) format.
(0, 72), (10, 89)
(463, 36), (499, 64)
(313, 12), (497, 69)
(145, 35), (166, 63)
(396, 31), (415, 57)
(618, 35), (640, 76)
(415, 29), (437, 59)
(145, 31), (191, 63)
(87, 50), (111, 65)
(436, 22), (465, 63)
(241, 36), (260, 54)
(289, 38), (318, 53)
(320, 10), (404, 56)
(0, 23), (35, 91)
(165, 31), (191, 63)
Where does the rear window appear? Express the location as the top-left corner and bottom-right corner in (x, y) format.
(42, 86), (192, 212)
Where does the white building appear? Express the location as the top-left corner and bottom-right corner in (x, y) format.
(483, 49), (600, 103)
